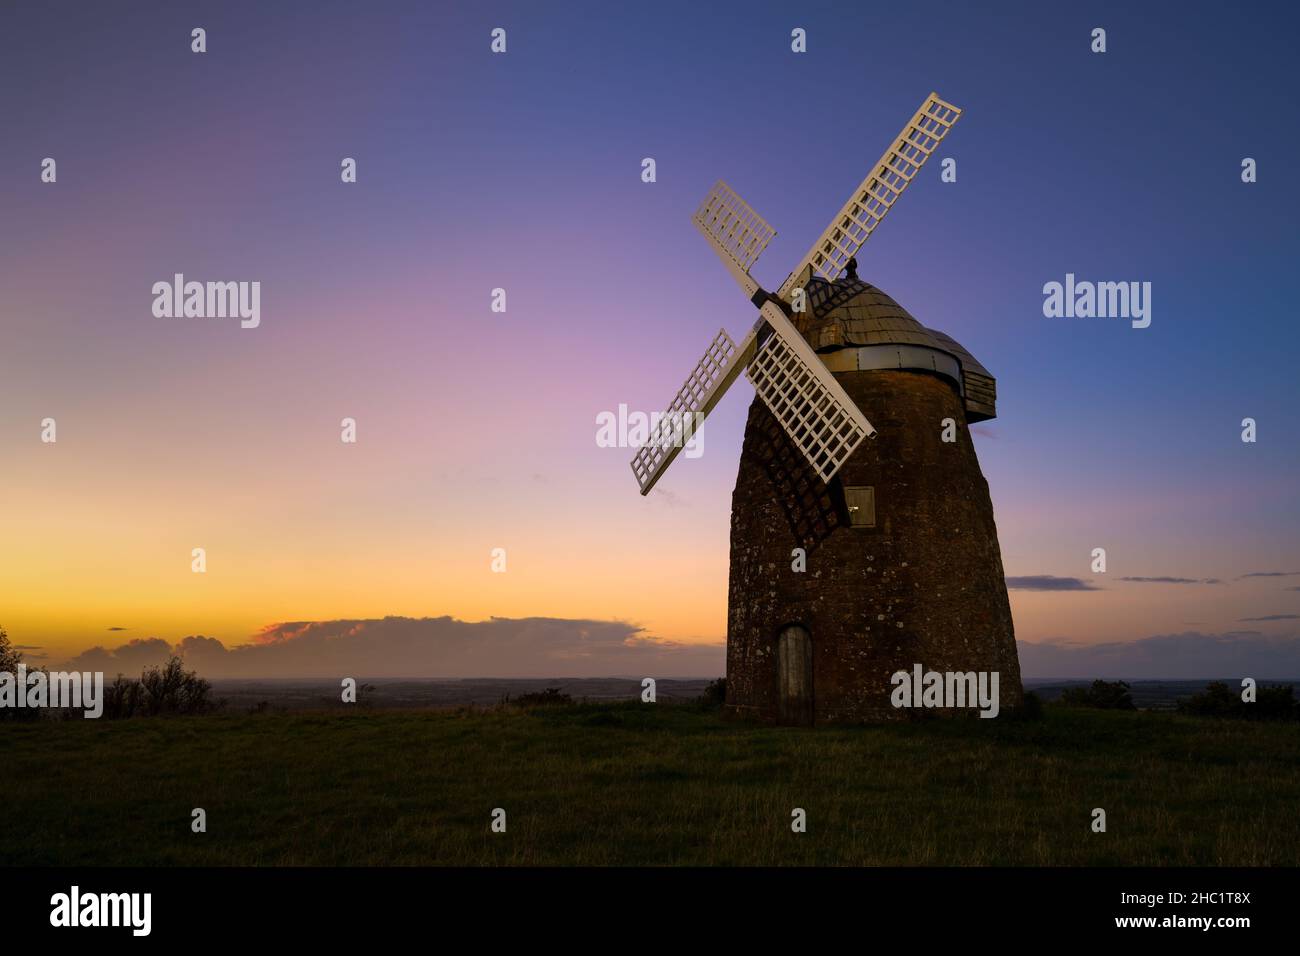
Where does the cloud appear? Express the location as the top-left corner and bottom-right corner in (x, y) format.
(1239, 614), (1300, 622)
(61, 617), (725, 680)
(106, 626), (130, 632)
(1005, 575), (1101, 591)
(1018, 631), (1300, 679)
(1119, 576), (1222, 585)
(64, 638), (174, 674)
(1238, 571), (1300, 579)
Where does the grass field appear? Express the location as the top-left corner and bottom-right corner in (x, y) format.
(3, 702), (1298, 866)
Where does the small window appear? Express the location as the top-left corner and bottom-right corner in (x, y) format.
(844, 486), (875, 528)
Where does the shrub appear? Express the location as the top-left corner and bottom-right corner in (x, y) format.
(1255, 683), (1300, 720)
(513, 687), (572, 707)
(0, 626), (40, 722)
(0, 625), (20, 673)
(1176, 681), (1238, 718)
(1009, 690), (1044, 721)
(1178, 681), (1298, 721)
(699, 678), (727, 709)
(102, 674), (144, 719)
(139, 656), (215, 715)
(102, 657), (217, 718)
(1059, 679), (1136, 710)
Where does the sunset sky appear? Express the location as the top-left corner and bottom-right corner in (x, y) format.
(2, 1), (1299, 676)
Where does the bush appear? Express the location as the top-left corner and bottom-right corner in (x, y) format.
(1009, 690), (1044, 721)
(1256, 684), (1300, 720)
(1059, 679), (1136, 710)
(1176, 681), (1237, 718)
(699, 678), (727, 709)
(513, 687), (572, 707)
(139, 657), (215, 715)
(0, 625), (20, 673)
(1178, 681), (1298, 721)
(0, 625), (40, 722)
(102, 657), (217, 718)
(102, 674), (144, 719)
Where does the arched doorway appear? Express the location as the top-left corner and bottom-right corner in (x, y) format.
(777, 624), (813, 726)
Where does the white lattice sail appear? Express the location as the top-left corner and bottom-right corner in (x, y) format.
(692, 181), (776, 298)
(745, 302), (874, 482)
(631, 326), (756, 495)
(694, 180), (776, 273)
(778, 93), (961, 298)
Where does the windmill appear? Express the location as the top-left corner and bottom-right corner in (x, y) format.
(630, 92), (1023, 725)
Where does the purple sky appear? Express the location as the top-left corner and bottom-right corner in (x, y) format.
(2, 0), (1299, 677)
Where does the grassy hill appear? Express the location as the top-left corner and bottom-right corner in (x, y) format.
(2, 702), (1297, 866)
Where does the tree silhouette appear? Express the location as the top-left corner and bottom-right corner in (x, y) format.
(0, 625), (21, 673)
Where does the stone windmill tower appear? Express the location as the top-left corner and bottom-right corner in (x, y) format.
(631, 93), (1022, 725)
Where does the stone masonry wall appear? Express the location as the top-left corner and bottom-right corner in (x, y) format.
(725, 369), (1023, 724)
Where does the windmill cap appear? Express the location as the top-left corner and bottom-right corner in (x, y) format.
(802, 275), (997, 422)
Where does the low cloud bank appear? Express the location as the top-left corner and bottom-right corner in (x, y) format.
(1018, 631), (1300, 679)
(64, 616), (724, 679)
(1005, 575), (1101, 591)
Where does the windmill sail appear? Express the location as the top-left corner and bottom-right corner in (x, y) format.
(692, 181), (776, 298)
(630, 326), (758, 495)
(777, 93), (961, 299)
(745, 301), (874, 483)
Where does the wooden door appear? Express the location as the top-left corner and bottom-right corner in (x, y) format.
(778, 624), (813, 726)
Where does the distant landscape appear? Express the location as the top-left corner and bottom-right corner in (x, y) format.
(204, 676), (1300, 713)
